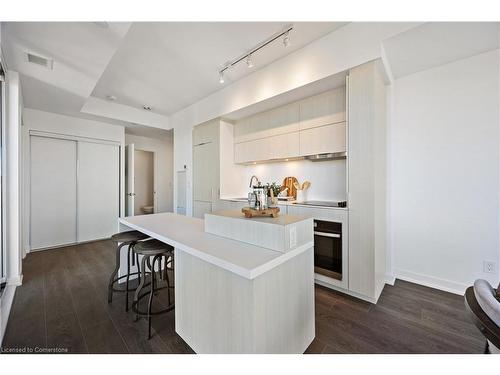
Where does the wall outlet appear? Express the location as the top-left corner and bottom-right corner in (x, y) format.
(483, 261), (496, 274)
(289, 225), (297, 248)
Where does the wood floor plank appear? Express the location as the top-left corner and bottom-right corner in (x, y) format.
(82, 319), (128, 354)
(46, 311), (87, 353)
(2, 240), (486, 354)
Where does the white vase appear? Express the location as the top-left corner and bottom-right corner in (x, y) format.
(296, 190), (307, 202)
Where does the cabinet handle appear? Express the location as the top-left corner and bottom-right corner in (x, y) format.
(314, 231), (340, 238)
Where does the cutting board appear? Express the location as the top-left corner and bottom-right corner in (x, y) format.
(282, 176), (299, 199)
(242, 207), (280, 218)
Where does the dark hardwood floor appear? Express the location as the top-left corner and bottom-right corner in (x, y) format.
(1, 240), (484, 354)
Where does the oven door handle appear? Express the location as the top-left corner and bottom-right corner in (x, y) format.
(314, 231), (341, 238)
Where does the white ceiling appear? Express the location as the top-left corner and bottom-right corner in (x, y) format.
(382, 22), (500, 79)
(91, 22), (347, 116)
(1, 21), (346, 136)
(3, 22), (499, 137)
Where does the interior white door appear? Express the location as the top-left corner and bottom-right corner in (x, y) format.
(77, 141), (120, 242)
(125, 144), (135, 216)
(30, 136), (77, 249)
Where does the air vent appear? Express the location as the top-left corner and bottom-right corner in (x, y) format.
(27, 52), (53, 69)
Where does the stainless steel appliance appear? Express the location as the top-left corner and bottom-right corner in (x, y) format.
(296, 200), (347, 208)
(314, 220), (343, 280)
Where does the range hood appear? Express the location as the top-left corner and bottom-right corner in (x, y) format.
(305, 151), (347, 161)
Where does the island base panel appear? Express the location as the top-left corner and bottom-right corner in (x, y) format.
(174, 247), (315, 354)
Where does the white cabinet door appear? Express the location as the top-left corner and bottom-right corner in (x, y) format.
(299, 88), (346, 130)
(271, 132), (300, 160)
(235, 132), (300, 164)
(299, 122), (346, 156)
(30, 136), (77, 249)
(193, 200), (212, 219)
(77, 142), (120, 242)
(193, 119), (219, 145)
(193, 142), (218, 201)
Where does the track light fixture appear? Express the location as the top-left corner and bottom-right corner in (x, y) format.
(246, 54), (254, 68)
(283, 31), (290, 47)
(218, 24), (293, 84)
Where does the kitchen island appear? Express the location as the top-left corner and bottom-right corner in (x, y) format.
(119, 211), (315, 354)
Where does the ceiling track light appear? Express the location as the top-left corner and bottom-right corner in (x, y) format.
(283, 31), (290, 47)
(218, 24), (293, 83)
(246, 54), (254, 68)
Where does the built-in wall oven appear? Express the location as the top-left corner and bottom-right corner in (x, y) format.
(314, 220), (343, 281)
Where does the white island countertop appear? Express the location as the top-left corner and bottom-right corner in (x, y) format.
(119, 212), (313, 280)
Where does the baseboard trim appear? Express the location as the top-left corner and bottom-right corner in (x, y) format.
(1, 284), (17, 345)
(7, 274), (23, 286)
(385, 274), (396, 286)
(394, 268), (468, 295)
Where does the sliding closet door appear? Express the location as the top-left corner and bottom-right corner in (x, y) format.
(77, 141), (120, 242)
(30, 136), (77, 249)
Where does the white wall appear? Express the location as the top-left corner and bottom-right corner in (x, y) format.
(171, 23), (419, 216)
(390, 49), (500, 293)
(125, 133), (173, 213)
(22, 108), (125, 253)
(243, 159), (347, 202)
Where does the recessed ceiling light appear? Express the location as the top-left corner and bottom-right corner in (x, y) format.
(106, 95), (117, 101)
(143, 105), (152, 111)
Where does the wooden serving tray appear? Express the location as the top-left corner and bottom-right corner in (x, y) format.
(242, 206), (280, 218)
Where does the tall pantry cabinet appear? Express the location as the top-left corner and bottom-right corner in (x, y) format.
(347, 60), (388, 303)
(193, 119), (220, 218)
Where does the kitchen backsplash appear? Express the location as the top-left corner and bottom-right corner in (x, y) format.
(244, 159), (347, 201)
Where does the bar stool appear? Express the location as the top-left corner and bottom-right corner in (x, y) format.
(132, 239), (175, 339)
(108, 230), (149, 311)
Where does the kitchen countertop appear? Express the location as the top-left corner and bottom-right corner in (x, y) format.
(119, 212), (313, 280)
(209, 209), (310, 226)
(220, 197), (348, 210)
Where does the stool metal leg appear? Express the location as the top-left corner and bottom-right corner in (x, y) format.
(148, 255), (160, 340)
(125, 243), (134, 312)
(108, 242), (126, 303)
(165, 255), (171, 306)
(134, 256), (148, 322)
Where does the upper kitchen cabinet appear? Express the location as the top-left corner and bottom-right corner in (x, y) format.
(299, 122), (346, 157)
(299, 87), (346, 130)
(234, 103), (299, 143)
(233, 85), (347, 164)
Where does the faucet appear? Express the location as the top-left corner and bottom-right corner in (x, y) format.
(249, 175), (261, 188)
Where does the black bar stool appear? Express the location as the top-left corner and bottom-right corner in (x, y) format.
(132, 239), (175, 339)
(108, 230), (149, 311)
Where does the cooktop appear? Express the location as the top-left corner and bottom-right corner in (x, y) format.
(296, 201), (347, 208)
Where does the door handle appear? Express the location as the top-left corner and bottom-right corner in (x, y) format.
(314, 231), (340, 238)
